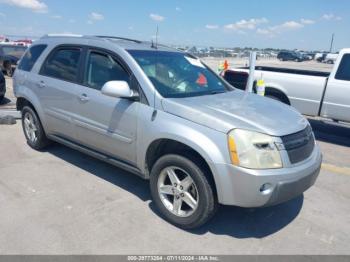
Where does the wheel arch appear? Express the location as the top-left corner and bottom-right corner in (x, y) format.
(16, 95), (48, 132)
(145, 138), (219, 199)
(265, 86), (291, 105)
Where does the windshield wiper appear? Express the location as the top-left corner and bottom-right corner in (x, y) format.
(210, 90), (226, 95)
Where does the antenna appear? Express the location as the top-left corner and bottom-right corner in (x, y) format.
(151, 25), (159, 49)
(329, 33), (335, 53)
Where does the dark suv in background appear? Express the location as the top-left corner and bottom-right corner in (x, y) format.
(0, 70), (5, 102)
(0, 45), (27, 76)
(277, 51), (304, 62)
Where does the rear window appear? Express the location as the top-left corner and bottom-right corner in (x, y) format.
(0, 45), (27, 59)
(335, 54), (350, 81)
(40, 47), (82, 82)
(18, 45), (47, 72)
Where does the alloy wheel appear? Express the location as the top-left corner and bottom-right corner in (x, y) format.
(23, 112), (38, 143)
(157, 166), (199, 217)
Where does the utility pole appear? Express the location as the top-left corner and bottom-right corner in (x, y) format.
(329, 33), (335, 53)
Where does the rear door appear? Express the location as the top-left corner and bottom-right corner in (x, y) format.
(73, 48), (139, 165)
(321, 53), (350, 122)
(38, 45), (84, 139)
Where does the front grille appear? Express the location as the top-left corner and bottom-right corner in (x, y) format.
(281, 125), (315, 164)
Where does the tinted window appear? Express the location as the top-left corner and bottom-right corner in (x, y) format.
(18, 45), (46, 72)
(335, 54), (350, 81)
(41, 48), (81, 82)
(84, 51), (130, 90)
(1, 45), (27, 59)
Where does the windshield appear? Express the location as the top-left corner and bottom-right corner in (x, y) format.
(128, 50), (233, 98)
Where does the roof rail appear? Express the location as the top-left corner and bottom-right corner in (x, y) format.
(95, 35), (142, 44)
(41, 34), (84, 39)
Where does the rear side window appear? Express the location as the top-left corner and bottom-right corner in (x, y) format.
(335, 54), (350, 81)
(18, 45), (46, 72)
(40, 47), (81, 82)
(84, 51), (130, 90)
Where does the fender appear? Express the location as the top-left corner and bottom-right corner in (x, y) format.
(137, 107), (231, 203)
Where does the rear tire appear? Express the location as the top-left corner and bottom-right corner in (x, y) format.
(150, 154), (217, 229)
(21, 106), (51, 150)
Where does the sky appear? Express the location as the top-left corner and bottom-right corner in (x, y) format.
(0, 0), (349, 51)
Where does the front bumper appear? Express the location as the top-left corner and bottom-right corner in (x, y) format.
(212, 145), (322, 207)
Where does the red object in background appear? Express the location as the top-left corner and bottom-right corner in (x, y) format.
(196, 73), (208, 86)
(223, 60), (229, 71)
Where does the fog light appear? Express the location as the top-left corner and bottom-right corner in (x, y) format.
(260, 183), (273, 195)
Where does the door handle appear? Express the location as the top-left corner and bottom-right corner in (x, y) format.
(78, 93), (90, 103)
(38, 81), (45, 88)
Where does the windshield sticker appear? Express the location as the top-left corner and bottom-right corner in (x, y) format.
(185, 56), (206, 69)
(196, 73), (208, 86)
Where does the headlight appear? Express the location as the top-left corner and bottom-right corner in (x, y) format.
(228, 129), (282, 169)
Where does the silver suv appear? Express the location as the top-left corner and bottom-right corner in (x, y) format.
(13, 35), (322, 229)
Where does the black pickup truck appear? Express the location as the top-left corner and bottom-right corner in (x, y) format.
(0, 45), (27, 77)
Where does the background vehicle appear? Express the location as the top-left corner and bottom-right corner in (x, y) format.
(0, 70), (5, 102)
(324, 53), (338, 64)
(224, 48), (350, 123)
(0, 44), (27, 76)
(277, 51), (304, 62)
(13, 35), (322, 229)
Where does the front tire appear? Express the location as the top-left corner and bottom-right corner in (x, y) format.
(150, 154), (217, 229)
(21, 106), (51, 150)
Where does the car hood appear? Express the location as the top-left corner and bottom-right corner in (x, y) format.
(161, 90), (308, 136)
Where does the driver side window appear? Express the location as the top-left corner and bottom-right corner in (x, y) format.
(84, 51), (130, 90)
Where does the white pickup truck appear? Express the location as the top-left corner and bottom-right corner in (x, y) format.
(224, 48), (350, 123)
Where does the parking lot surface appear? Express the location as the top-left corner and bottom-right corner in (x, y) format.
(0, 118), (350, 254)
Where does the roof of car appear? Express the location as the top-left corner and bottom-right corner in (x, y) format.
(39, 34), (180, 52)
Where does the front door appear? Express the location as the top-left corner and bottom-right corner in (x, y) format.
(73, 49), (139, 165)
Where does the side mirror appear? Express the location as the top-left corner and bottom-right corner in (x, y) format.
(101, 81), (139, 99)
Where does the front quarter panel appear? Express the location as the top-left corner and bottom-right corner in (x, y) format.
(137, 104), (233, 203)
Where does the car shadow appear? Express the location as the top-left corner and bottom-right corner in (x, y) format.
(47, 143), (303, 238)
(149, 195), (303, 238)
(47, 144), (151, 202)
(308, 118), (350, 147)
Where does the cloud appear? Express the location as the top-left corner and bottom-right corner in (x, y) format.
(269, 21), (304, 33)
(257, 20), (306, 37)
(300, 18), (315, 25)
(89, 12), (104, 21)
(175, 7), (181, 12)
(150, 13), (165, 22)
(0, 0), (48, 13)
(51, 15), (62, 19)
(0, 12), (6, 18)
(256, 28), (271, 35)
(69, 19), (76, 23)
(205, 24), (219, 30)
(224, 18), (268, 31)
(322, 13), (342, 21)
